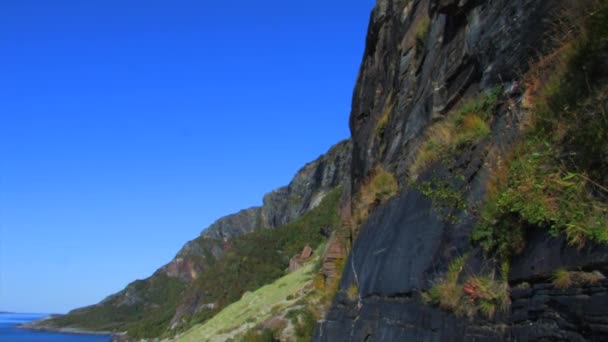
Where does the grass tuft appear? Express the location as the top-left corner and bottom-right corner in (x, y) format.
(552, 269), (604, 289)
(346, 284), (359, 302)
(353, 167), (399, 225)
(409, 87), (500, 180)
(423, 256), (510, 319)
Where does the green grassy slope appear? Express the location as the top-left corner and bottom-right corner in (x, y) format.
(174, 187), (342, 330)
(43, 187), (342, 340)
(178, 253), (318, 342)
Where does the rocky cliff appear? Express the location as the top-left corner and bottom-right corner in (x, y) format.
(200, 139), (351, 241)
(315, 0), (608, 341)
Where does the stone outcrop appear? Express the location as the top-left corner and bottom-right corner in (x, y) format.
(160, 237), (225, 282)
(288, 245), (314, 272)
(321, 233), (347, 281)
(348, 0), (554, 186)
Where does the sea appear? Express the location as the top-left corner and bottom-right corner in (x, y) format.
(0, 313), (111, 342)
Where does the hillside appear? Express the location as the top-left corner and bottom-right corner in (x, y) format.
(178, 245), (322, 342)
(29, 140), (350, 339)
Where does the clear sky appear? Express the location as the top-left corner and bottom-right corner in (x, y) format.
(0, 0), (374, 313)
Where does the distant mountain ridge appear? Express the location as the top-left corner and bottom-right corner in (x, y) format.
(32, 139), (351, 337)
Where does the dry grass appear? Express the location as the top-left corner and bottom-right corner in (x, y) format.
(353, 167), (399, 225)
(346, 284), (359, 302)
(423, 256), (510, 319)
(409, 120), (455, 180)
(475, 0), (608, 254)
(409, 88), (499, 180)
(552, 269), (604, 289)
(375, 93), (394, 139)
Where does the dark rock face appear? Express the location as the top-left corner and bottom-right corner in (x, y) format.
(510, 280), (608, 341)
(510, 230), (608, 283)
(318, 294), (508, 342)
(348, 0), (553, 187)
(315, 0), (608, 341)
(317, 197), (608, 340)
(316, 137), (503, 340)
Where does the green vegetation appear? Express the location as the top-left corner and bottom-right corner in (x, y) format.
(180, 188), (342, 329)
(552, 269), (604, 289)
(236, 328), (277, 342)
(353, 167), (399, 225)
(423, 256), (510, 319)
(422, 256), (465, 312)
(473, 138), (608, 257)
(51, 187), (341, 339)
(415, 177), (466, 223)
(185, 226), (351, 341)
(179, 260), (318, 342)
(51, 273), (187, 339)
(286, 307), (316, 342)
(410, 87), (500, 180)
(473, 2), (608, 258)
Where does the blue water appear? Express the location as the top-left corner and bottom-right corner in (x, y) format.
(0, 313), (111, 342)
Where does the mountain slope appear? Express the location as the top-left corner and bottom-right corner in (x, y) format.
(178, 246), (321, 342)
(32, 140), (350, 338)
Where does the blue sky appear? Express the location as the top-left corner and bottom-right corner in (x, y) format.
(0, 0), (374, 313)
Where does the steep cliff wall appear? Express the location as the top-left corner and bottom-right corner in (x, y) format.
(316, 0), (608, 341)
(348, 0), (552, 184)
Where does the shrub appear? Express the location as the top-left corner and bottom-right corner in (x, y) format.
(415, 177), (466, 223)
(291, 308), (316, 341)
(238, 328), (277, 342)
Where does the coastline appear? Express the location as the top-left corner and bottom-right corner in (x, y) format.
(18, 318), (115, 337)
